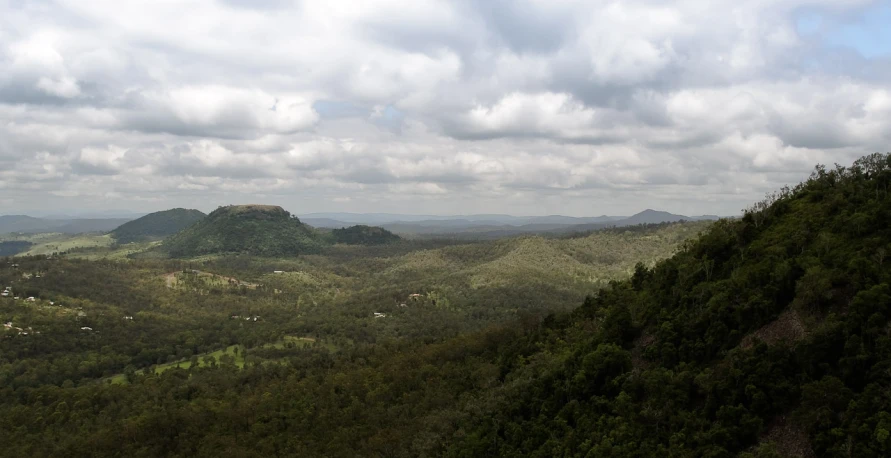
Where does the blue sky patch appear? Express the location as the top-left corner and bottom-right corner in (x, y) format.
(796, 1), (891, 58)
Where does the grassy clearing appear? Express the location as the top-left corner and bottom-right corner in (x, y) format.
(70, 241), (161, 260)
(20, 234), (115, 256)
(163, 270), (260, 290)
(107, 337), (332, 384)
(108, 344), (244, 384)
(261, 335), (339, 352)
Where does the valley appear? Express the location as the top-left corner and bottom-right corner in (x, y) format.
(1, 155), (890, 457)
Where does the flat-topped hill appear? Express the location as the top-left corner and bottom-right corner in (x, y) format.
(222, 205), (289, 216)
(161, 205), (324, 257)
(110, 208), (206, 243)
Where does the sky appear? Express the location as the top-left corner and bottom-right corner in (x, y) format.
(1, 0), (890, 217)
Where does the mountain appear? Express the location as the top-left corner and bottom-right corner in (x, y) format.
(0, 215), (133, 234)
(301, 212), (628, 227)
(616, 209), (720, 226)
(161, 205), (325, 257)
(110, 208), (206, 244)
(620, 208), (692, 225)
(330, 224), (401, 245)
(36, 210), (147, 219)
(0, 215), (52, 233)
(302, 217), (354, 228)
(444, 153), (891, 456)
(310, 211), (722, 238)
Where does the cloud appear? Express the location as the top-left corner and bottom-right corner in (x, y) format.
(1, 0), (889, 216)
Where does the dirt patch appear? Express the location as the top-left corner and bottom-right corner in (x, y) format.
(163, 271), (259, 289)
(631, 331), (656, 370)
(758, 415), (815, 458)
(740, 309), (807, 349)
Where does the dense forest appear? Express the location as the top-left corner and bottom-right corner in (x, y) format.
(330, 224), (401, 245)
(110, 208), (206, 244)
(161, 205), (326, 257)
(1, 154), (889, 456)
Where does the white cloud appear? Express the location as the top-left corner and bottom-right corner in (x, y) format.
(0, 0), (889, 216)
(157, 86), (318, 134)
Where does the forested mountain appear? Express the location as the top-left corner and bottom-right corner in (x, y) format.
(445, 153), (891, 457)
(330, 224), (400, 245)
(1, 154), (889, 457)
(110, 208), (206, 243)
(161, 205), (325, 257)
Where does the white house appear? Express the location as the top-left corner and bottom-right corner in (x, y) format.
(373, 312), (387, 318)
(80, 327), (93, 331)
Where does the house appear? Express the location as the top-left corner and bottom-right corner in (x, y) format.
(273, 270), (284, 274)
(373, 312), (387, 318)
(3, 322), (11, 329)
(1, 291), (8, 297)
(26, 297), (36, 302)
(123, 316), (133, 320)
(398, 303), (407, 308)
(80, 327), (93, 331)
(409, 293), (423, 300)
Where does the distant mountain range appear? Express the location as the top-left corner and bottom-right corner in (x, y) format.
(300, 212), (625, 227)
(1, 209), (725, 238)
(0, 215), (134, 234)
(301, 210), (723, 237)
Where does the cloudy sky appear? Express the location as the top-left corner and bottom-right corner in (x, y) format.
(1, 0), (890, 217)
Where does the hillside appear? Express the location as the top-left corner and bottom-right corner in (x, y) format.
(0, 241), (32, 256)
(110, 208), (206, 243)
(161, 205), (325, 257)
(2, 155), (889, 457)
(443, 153), (891, 457)
(330, 224), (400, 245)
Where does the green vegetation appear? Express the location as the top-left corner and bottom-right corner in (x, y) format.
(443, 153), (891, 457)
(0, 232), (116, 256)
(110, 208), (205, 243)
(330, 224), (401, 245)
(0, 241), (31, 256)
(2, 154), (889, 456)
(161, 205), (326, 257)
